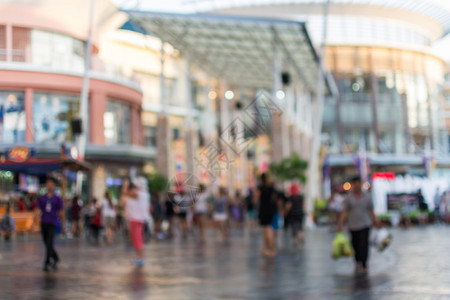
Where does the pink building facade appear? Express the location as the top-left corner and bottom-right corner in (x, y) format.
(0, 2), (149, 198)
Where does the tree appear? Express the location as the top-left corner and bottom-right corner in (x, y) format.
(269, 153), (308, 183)
(146, 172), (168, 194)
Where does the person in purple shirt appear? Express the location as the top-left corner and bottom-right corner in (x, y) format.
(35, 177), (65, 272)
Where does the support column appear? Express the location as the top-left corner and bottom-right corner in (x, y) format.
(295, 84), (304, 156)
(130, 105), (139, 145)
(271, 38), (284, 164)
(219, 84), (234, 194)
(402, 93), (412, 153)
(370, 72), (381, 153)
(6, 23), (12, 62)
(156, 38), (172, 178)
(89, 92), (106, 145)
(25, 88), (33, 143)
(283, 83), (295, 157)
(184, 54), (198, 185)
(91, 163), (106, 201)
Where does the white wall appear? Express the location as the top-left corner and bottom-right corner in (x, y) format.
(372, 175), (450, 214)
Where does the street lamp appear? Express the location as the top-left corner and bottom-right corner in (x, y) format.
(224, 90), (234, 100)
(276, 90), (285, 100)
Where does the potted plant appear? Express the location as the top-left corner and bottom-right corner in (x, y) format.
(377, 213), (392, 227)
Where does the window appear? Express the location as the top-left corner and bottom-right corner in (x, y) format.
(0, 91), (25, 144)
(172, 128), (180, 140)
(144, 125), (156, 147)
(104, 100), (131, 145)
(0, 25), (5, 61)
(33, 93), (79, 143)
(12, 27), (30, 62)
(31, 29), (84, 72)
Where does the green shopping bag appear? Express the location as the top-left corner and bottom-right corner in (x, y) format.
(332, 232), (354, 259)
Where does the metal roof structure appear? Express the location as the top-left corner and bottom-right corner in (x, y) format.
(125, 11), (328, 93)
(182, 0), (450, 35)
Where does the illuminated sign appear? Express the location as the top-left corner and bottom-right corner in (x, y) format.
(8, 147), (32, 163)
(372, 172), (395, 181)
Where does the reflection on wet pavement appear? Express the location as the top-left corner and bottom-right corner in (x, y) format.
(0, 226), (449, 299)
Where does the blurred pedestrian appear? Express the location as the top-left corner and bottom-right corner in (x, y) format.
(101, 191), (116, 244)
(285, 183), (304, 245)
(245, 188), (257, 228)
(272, 184), (285, 245)
(337, 176), (379, 274)
(231, 191), (244, 227)
(417, 189), (428, 225)
(194, 184), (209, 242)
(65, 198), (73, 238)
(35, 177), (65, 272)
(434, 188), (441, 221)
(151, 192), (164, 240)
(71, 196), (82, 238)
(174, 191), (189, 238)
(1, 203), (13, 241)
(18, 197), (26, 212)
(213, 188), (229, 242)
(165, 193), (175, 238)
(116, 194), (126, 235)
(399, 193), (412, 228)
(327, 186), (344, 228)
(255, 173), (277, 257)
(90, 198), (102, 244)
(122, 177), (150, 267)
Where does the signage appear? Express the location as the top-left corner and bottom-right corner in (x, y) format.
(372, 172), (395, 181)
(70, 145), (79, 160)
(8, 146), (32, 163)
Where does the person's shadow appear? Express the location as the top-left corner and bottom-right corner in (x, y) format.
(42, 273), (58, 290)
(127, 268), (150, 299)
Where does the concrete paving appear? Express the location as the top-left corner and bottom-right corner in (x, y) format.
(0, 225), (449, 300)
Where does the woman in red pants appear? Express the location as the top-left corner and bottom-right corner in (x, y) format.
(121, 177), (150, 267)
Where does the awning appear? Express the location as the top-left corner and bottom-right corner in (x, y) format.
(125, 11), (331, 94)
(0, 158), (91, 175)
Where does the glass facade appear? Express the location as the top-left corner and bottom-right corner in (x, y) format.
(0, 91), (25, 144)
(135, 71), (180, 107)
(104, 100), (131, 145)
(144, 125), (157, 147)
(31, 29), (84, 72)
(0, 25), (84, 71)
(33, 93), (79, 143)
(323, 46), (445, 155)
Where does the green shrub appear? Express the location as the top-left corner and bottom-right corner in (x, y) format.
(377, 213), (391, 221)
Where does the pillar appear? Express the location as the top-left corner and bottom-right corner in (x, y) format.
(370, 72), (381, 153)
(89, 92), (106, 145)
(91, 163), (106, 200)
(271, 36), (284, 164)
(130, 105), (140, 145)
(25, 88), (33, 143)
(6, 23), (12, 62)
(271, 112), (283, 163)
(156, 38), (172, 178)
(184, 53), (199, 185)
(156, 115), (171, 178)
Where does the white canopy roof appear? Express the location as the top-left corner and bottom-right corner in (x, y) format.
(125, 11), (331, 93)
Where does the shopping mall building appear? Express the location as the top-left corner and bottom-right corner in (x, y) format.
(0, 0), (150, 199)
(2, 0), (450, 203)
(183, 0), (450, 183)
(0, 0), (322, 200)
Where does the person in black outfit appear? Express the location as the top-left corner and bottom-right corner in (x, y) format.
(285, 183), (304, 245)
(255, 173), (277, 257)
(165, 194), (175, 238)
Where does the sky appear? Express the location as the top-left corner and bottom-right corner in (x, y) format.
(112, 0), (450, 60)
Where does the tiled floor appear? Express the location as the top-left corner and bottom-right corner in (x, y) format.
(1, 225), (449, 299)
